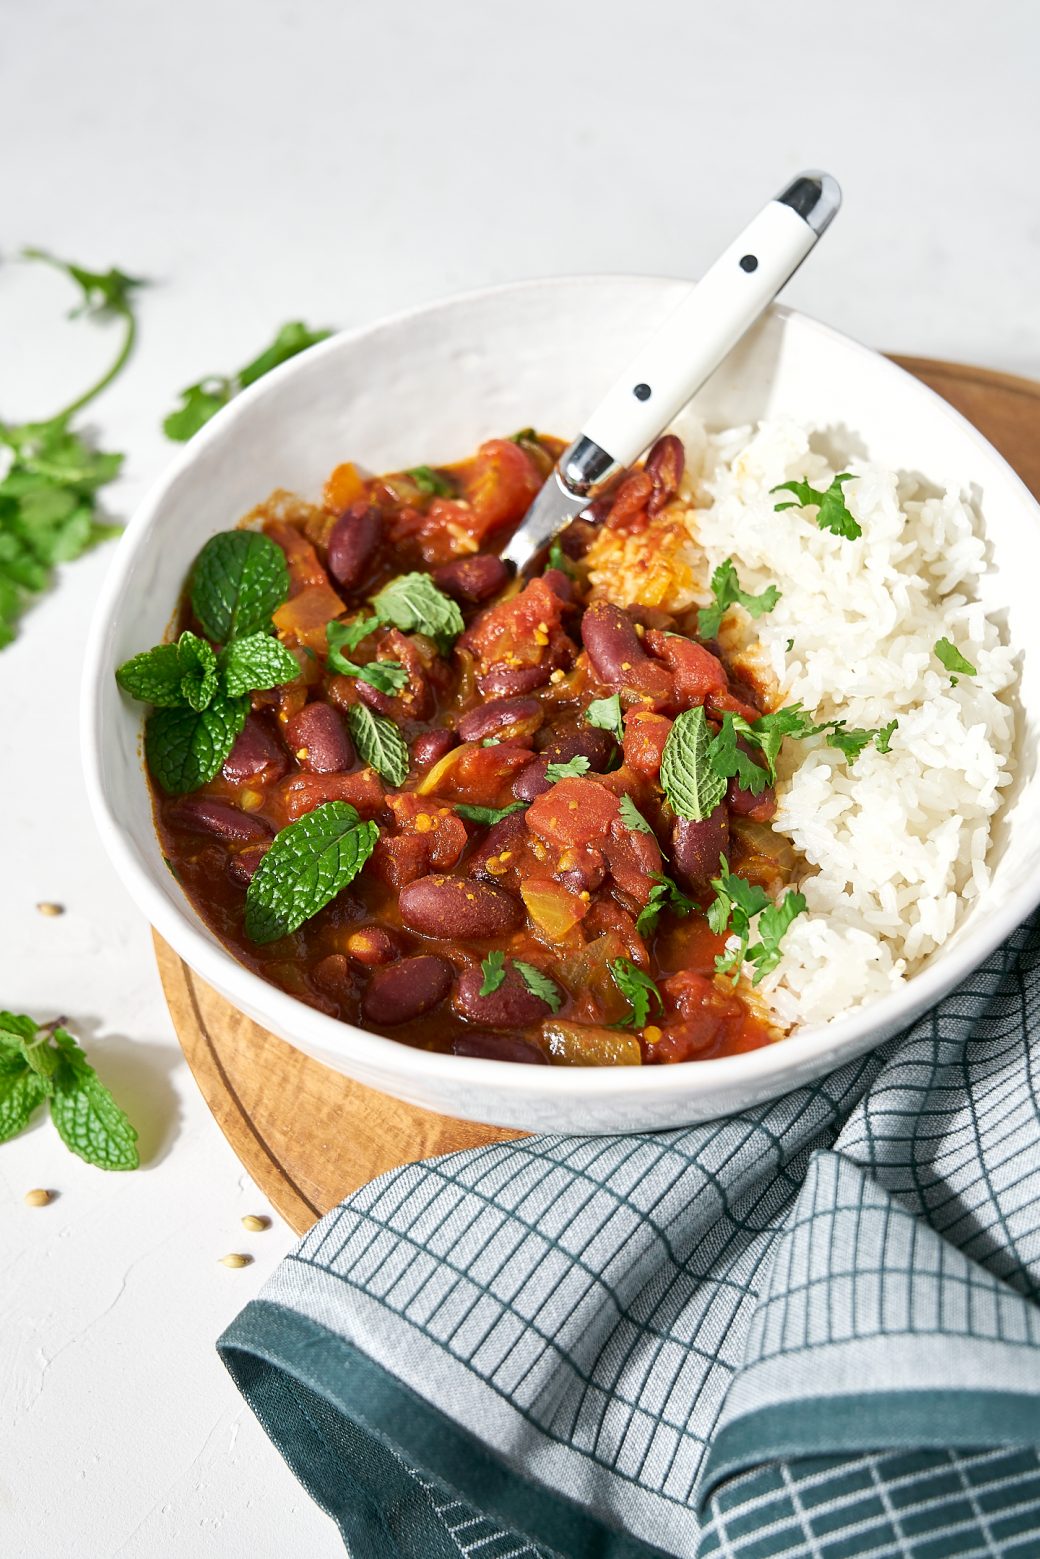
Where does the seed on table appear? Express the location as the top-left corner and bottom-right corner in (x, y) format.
(24, 1188), (54, 1207)
(241, 1214), (270, 1232)
(219, 1252), (253, 1268)
(36, 902), (64, 917)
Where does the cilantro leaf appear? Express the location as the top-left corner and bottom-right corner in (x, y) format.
(547, 539), (577, 578)
(176, 631), (219, 710)
(219, 631), (300, 697)
(875, 718), (898, 754)
(455, 802), (525, 826)
(660, 705), (727, 821)
(634, 873), (695, 937)
(163, 322), (331, 441)
(23, 249), (145, 319)
(545, 755), (591, 783)
(772, 473), (861, 539)
(327, 615), (382, 654)
(825, 722), (876, 763)
(697, 558), (780, 640)
(145, 695), (249, 794)
(370, 572), (464, 651)
(584, 693), (624, 743)
(479, 951), (506, 996)
(407, 466), (454, 498)
(934, 637), (977, 679)
(609, 960), (662, 1029)
(346, 703), (410, 786)
(619, 794), (654, 836)
(49, 1028), (139, 1170)
(190, 530), (290, 643)
(513, 961), (562, 1012)
(325, 623), (408, 694)
(744, 890), (808, 983)
(115, 643), (185, 706)
(244, 801), (379, 944)
(707, 713), (770, 795)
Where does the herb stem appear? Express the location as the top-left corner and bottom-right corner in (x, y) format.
(50, 308), (137, 424)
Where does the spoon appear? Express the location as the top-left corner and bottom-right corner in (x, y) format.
(501, 170), (841, 572)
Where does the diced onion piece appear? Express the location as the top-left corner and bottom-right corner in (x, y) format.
(542, 1021), (642, 1067)
(521, 878), (588, 938)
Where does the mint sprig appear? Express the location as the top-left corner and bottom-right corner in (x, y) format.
(190, 530), (290, 643)
(370, 572), (464, 652)
(244, 801), (379, 944)
(660, 706), (727, 821)
(145, 696), (249, 794)
(0, 1013), (138, 1169)
(346, 702), (410, 786)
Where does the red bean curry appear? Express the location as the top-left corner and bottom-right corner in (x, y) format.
(150, 433), (791, 1066)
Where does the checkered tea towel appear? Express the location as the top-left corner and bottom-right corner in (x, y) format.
(219, 914), (1040, 1558)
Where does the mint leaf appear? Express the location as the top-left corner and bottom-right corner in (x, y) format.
(513, 961), (562, 1012)
(660, 705), (727, 821)
(619, 793), (654, 835)
(0, 1062), (47, 1143)
(164, 323), (331, 441)
(370, 572), (464, 651)
(545, 755), (591, 783)
(346, 703), (410, 786)
(479, 951), (506, 996)
(190, 531), (290, 643)
(115, 643), (185, 706)
(609, 959), (661, 1029)
(934, 637), (977, 679)
(772, 473), (861, 539)
(219, 631), (300, 696)
(176, 631), (219, 711)
(244, 801), (379, 944)
(585, 693), (624, 743)
(698, 558), (780, 640)
(456, 802), (525, 826)
(145, 694), (248, 794)
(634, 873), (695, 937)
(744, 890), (807, 983)
(407, 465), (454, 498)
(0, 1011), (40, 1050)
(48, 1028), (139, 1169)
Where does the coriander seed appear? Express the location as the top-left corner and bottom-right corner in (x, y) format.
(219, 1252), (253, 1269)
(36, 902), (65, 917)
(241, 1214), (270, 1232)
(24, 1188), (53, 1207)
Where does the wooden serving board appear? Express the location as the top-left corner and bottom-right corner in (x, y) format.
(156, 357), (1040, 1234)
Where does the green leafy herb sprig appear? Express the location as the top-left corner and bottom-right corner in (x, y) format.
(0, 1012), (138, 1169)
(634, 872), (695, 937)
(772, 473), (861, 539)
(934, 637), (977, 684)
(698, 559), (780, 641)
(456, 802), (525, 826)
(115, 529), (296, 793)
(407, 465), (454, 498)
(346, 702), (410, 787)
(163, 322), (332, 442)
(0, 250), (147, 649)
(584, 693), (624, 743)
(609, 960), (662, 1029)
(544, 755), (591, 784)
(477, 953), (561, 1011)
(707, 861), (807, 985)
(326, 621), (409, 695)
(244, 801), (378, 944)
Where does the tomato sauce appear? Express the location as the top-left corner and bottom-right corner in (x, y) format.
(154, 432), (785, 1066)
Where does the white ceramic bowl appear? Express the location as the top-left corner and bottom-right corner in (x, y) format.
(82, 277), (1040, 1132)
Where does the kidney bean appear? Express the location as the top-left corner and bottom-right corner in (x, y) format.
(361, 955), (453, 1026)
(225, 842), (269, 886)
(645, 434), (685, 515)
(540, 567), (574, 603)
(344, 926), (402, 966)
(479, 663), (553, 697)
(280, 768), (386, 822)
(399, 874), (523, 939)
(457, 697), (543, 744)
(433, 553), (509, 604)
(222, 715), (288, 783)
(671, 807), (729, 886)
(467, 810), (528, 880)
(284, 701), (355, 773)
(581, 602), (673, 703)
(727, 775), (777, 822)
(557, 846), (607, 894)
(451, 1032), (548, 1064)
(327, 503), (383, 590)
(168, 797), (272, 845)
(512, 756), (552, 801)
(541, 726), (616, 772)
(312, 953), (357, 1003)
(411, 728), (457, 769)
(453, 965), (553, 1028)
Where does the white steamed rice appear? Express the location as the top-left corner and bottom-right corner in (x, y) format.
(670, 411), (1016, 1027)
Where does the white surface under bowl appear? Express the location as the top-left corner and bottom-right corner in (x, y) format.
(82, 277), (1040, 1132)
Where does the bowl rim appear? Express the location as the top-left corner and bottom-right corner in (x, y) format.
(81, 273), (1040, 1101)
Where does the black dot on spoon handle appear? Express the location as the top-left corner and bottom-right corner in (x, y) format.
(739, 254), (758, 272)
(633, 383), (651, 401)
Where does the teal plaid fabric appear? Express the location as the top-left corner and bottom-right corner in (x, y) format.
(220, 915), (1040, 1558)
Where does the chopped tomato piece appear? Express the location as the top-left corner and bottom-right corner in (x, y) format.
(371, 833), (433, 888)
(649, 971), (746, 1063)
(386, 793), (467, 870)
(463, 439), (542, 535)
(323, 462), (367, 514)
(526, 776), (620, 850)
(622, 710), (672, 778)
(417, 741), (532, 807)
(461, 577), (571, 693)
(644, 630), (727, 707)
(279, 768), (386, 822)
(706, 689), (763, 725)
(265, 521), (331, 596)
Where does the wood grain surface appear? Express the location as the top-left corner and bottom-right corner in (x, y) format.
(155, 357), (1040, 1234)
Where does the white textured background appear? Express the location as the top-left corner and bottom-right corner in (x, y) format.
(2, 2), (1038, 1553)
